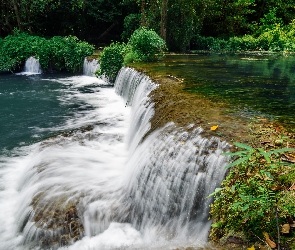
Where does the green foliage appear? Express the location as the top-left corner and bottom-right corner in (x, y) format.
(192, 19), (295, 53)
(97, 27), (167, 81)
(256, 8), (284, 35)
(48, 36), (94, 72)
(126, 27), (167, 62)
(0, 30), (94, 72)
(97, 42), (125, 82)
(210, 142), (295, 243)
(121, 14), (141, 42)
(191, 35), (215, 50)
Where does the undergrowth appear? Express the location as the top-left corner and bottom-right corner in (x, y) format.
(210, 136), (295, 249)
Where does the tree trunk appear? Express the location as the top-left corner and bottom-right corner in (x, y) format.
(160, 0), (168, 41)
(141, 0), (146, 26)
(12, 0), (22, 30)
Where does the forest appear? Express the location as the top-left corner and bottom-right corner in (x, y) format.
(2, 0), (295, 51)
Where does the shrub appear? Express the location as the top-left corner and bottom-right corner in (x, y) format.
(97, 27), (167, 81)
(209, 38), (229, 52)
(97, 42), (125, 82)
(126, 27), (167, 62)
(48, 36), (94, 72)
(191, 35), (214, 50)
(0, 30), (94, 73)
(229, 35), (258, 51)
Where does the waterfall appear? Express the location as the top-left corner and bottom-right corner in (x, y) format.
(83, 58), (100, 76)
(1, 67), (230, 249)
(23, 56), (42, 74)
(115, 68), (230, 242)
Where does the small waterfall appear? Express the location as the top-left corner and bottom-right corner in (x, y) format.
(7, 67), (230, 249)
(23, 56), (42, 74)
(115, 67), (230, 242)
(83, 58), (100, 76)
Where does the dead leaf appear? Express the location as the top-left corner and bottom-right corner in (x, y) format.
(211, 125), (218, 131)
(247, 245), (255, 250)
(270, 185), (282, 191)
(282, 153), (295, 163)
(263, 232), (276, 249)
(289, 183), (295, 190)
(260, 140), (271, 144)
(265, 238), (276, 248)
(281, 224), (290, 234)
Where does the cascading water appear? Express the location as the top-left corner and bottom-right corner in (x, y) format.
(23, 56), (42, 74)
(83, 58), (100, 77)
(0, 65), (230, 250)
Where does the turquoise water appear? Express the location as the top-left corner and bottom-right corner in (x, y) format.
(141, 54), (295, 127)
(0, 73), (95, 152)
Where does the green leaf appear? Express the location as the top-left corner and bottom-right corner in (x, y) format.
(207, 187), (223, 198)
(242, 204), (249, 211)
(222, 150), (248, 156)
(268, 148), (295, 155)
(257, 148), (271, 163)
(225, 155), (250, 169)
(233, 142), (253, 151)
(211, 222), (223, 228)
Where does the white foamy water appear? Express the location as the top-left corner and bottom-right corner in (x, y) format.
(0, 67), (229, 250)
(83, 58), (100, 77)
(18, 56), (42, 75)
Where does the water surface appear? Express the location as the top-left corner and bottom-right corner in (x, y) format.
(139, 54), (295, 128)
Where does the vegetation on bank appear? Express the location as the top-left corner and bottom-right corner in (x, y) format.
(192, 21), (295, 53)
(97, 27), (167, 81)
(209, 122), (295, 249)
(0, 30), (94, 73)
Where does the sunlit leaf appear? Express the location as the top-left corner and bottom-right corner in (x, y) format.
(233, 142), (253, 150)
(211, 222), (222, 228)
(207, 187), (223, 198)
(211, 125), (218, 131)
(247, 245), (255, 250)
(281, 224), (290, 234)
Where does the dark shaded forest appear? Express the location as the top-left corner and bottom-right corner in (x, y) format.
(2, 0), (295, 51)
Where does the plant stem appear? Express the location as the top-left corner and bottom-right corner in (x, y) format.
(275, 206), (280, 250)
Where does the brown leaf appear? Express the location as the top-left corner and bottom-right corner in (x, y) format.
(281, 153), (295, 163)
(263, 232), (276, 249)
(281, 224), (290, 234)
(265, 238), (276, 248)
(289, 183), (295, 190)
(270, 185), (282, 191)
(260, 140), (271, 144)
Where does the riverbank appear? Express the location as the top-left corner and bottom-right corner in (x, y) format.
(129, 64), (295, 250)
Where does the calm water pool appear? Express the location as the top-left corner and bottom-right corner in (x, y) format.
(138, 54), (295, 128)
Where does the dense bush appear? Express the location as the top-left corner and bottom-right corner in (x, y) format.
(48, 36), (94, 72)
(0, 30), (94, 72)
(97, 42), (125, 82)
(126, 27), (167, 62)
(191, 12), (295, 53)
(98, 27), (167, 82)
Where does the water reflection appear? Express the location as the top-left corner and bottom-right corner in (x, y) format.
(137, 54), (295, 128)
